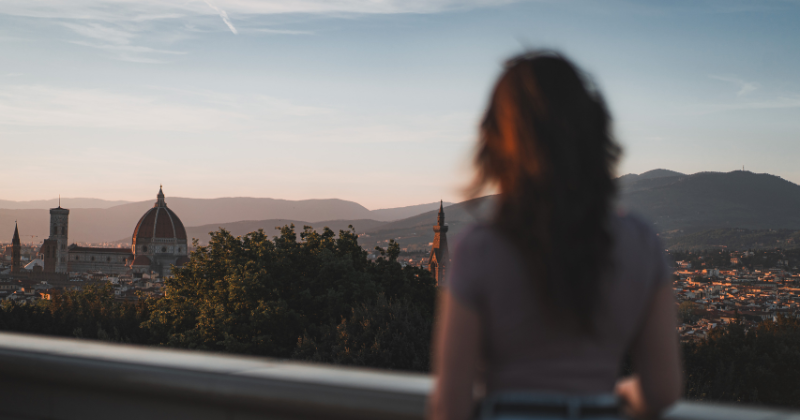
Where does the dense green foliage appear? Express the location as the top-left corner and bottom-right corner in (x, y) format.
(0, 225), (437, 371)
(144, 225), (437, 370)
(0, 284), (149, 342)
(683, 316), (800, 407)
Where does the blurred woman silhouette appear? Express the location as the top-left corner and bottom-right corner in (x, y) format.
(430, 51), (681, 420)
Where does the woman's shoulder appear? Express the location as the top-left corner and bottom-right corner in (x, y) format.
(611, 209), (662, 249)
(611, 209), (671, 286)
(452, 223), (509, 257)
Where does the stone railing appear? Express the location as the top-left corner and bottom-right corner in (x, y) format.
(0, 332), (795, 420)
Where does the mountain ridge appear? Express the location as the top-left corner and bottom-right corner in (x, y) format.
(5, 170), (800, 247)
(0, 197), (451, 244)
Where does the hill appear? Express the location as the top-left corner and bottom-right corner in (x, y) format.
(361, 197), (495, 251)
(0, 198), (131, 209)
(367, 170), (800, 252)
(618, 170), (800, 231)
(7, 170), (800, 248)
(660, 228), (800, 251)
(0, 197), (449, 244)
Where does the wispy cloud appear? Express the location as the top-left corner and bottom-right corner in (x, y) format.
(0, 0), (519, 21)
(68, 41), (186, 63)
(710, 75), (758, 96)
(62, 22), (135, 45)
(252, 28), (314, 35)
(687, 95), (800, 116)
(1, 0), (517, 62)
(0, 84), (348, 138)
(0, 85), (246, 131)
(60, 21), (186, 62)
(0, 83), (470, 145)
(723, 96), (800, 110)
(204, 0), (238, 34)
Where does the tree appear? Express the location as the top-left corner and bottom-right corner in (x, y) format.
(143, 225), (437, 370)
(678, 301), (700, 324)
(683, 316), (800, 407)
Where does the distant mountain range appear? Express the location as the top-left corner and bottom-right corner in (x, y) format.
(5, 170), (800, 249)
(0, 198), (132, 210)
(362, 169), (800, 251)
(617, 169), (800, 232)
(0, 197), (451, 244)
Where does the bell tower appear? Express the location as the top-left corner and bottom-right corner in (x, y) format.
(49, 200), (70, 274)
(11, 222), (21, 273)
(428, 201), (450, 286)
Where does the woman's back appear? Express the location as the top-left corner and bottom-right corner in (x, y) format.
(447, 211), (671, 395)
(429, 51), (681, 420)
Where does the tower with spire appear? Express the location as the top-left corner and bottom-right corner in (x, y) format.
(156, 184), (166, 207)
(11, 222), (21, 273)
(48, 200), (70, 273)
(428, 201), (450, 286)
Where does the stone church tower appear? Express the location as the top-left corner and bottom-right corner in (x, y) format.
(49, 203), (70, 273)
(11, 222), (20, 273)
(428, 201), (450, 286)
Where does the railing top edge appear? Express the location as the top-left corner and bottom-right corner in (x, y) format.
(0, 332), (798, 420)
(0, 331), (432, 395)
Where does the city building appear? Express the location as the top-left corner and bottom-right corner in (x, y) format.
(11, 222), (20, 273)
(428, 201), (450, 285)
(48, 204), (70, 273)
(129, 186), (190, 277)
(2, 187), (189, 282)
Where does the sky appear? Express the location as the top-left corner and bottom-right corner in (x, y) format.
(2, 0), (800, 209)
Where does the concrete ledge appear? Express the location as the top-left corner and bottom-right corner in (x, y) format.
(0, 332), (795, 420)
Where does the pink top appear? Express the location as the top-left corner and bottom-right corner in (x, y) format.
(446, 212), (671, 395)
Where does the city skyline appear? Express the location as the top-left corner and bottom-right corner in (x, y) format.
(2, 0), (800, 208)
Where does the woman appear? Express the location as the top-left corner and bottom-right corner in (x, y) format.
(430, 52), (681, 420)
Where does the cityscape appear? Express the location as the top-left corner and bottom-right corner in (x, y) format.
(3, 0), (800, 417)
(5, 184), (800, 346)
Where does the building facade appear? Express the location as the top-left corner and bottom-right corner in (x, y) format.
(42, 239), (58, 273)
(3, 187), (190, 280)
(49, 206), (70, 273)
(129, 187), (189, 278)
(11, 223), (20, 273)
(62, 187), (189, 278)
(428, 201), (450, 286)
(68, 246), (132, 275)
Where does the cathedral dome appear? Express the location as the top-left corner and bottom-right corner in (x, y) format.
(132, 187), (187, 242)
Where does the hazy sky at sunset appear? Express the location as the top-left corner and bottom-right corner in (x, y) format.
(2, 0), (800, 208)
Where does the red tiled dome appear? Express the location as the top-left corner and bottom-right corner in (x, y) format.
(132, 207), (187, 240)
(130, 255), (151, 267)
(175, 256), (190, 266)
(132, 187), (187, 241)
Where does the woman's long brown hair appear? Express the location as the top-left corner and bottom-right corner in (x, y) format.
(470, 51), (621, 332)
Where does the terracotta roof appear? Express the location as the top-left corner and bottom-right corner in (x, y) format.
(132, 190), (187, 241)
(130, 255), (151, 266)
(68, 246), (132, 254)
